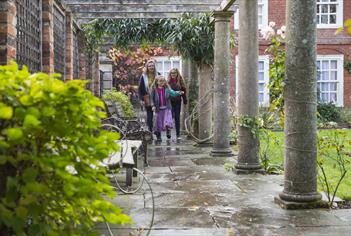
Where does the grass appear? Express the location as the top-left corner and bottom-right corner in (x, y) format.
(233, 129), (351, 200)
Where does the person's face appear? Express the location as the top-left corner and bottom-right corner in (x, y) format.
(158, 79), (166, 87)
(147, 62), (155, 72)
(170, 70), (177, 79)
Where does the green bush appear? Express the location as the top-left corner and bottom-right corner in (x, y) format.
(0, 63), (130, 235)
(102, 89), (135, 118)
(317, 102), (340, 123)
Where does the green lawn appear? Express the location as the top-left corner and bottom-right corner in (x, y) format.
(233, 129), (351, 200)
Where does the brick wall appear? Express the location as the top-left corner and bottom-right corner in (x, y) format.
(0, 0), (16, 65)
(231, 0), (351, 109)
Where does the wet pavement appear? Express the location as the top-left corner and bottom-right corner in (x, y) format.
(99, 135), (351, 236)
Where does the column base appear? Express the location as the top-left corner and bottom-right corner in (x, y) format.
(210, 147), (234, 157)
(274, 195), (328, 210)
(194, 142), (213, 147)
(279, 191), (322, 203)
(234, 163), (265, 175)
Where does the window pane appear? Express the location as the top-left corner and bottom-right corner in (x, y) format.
(164, 61), (171, 71)
(321, 93), (328, 102)
(258, 72), (264, 81)
(330, 93), (337, 102)
(321, 5), (328, 13)
(330, 14), (336, 24)
(322, 61), (329, 70)
(258, 83), (264, 92)
(330, 71), (337, 81)
(321, 14), (328, 24)
(258, 61), (264, 71)
(330, 60), (337, 69)
(329, 4), (336, 13)
(173, 61), (180, 69)
(316, 61), (321, 70)
(259, 93), (264, 103)
(156, 62), (162, 71)
(321, 71), (329, 80)
(322, 83), (329, 91)
(329, 82), (337, 91)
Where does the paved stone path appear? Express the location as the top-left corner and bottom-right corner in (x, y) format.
(98, 135), (351, 236)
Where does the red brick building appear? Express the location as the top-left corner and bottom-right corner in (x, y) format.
(231, 0), (351, 109)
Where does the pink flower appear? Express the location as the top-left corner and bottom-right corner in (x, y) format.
(260, 26), (275, 40)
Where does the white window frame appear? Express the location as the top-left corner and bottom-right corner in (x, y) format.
(316, 55), (344, 107)
(234, 0), (268, 30)
(316, 0), (343, 29)
(154, 56), (182, 78)
(235, 55), (270, 107)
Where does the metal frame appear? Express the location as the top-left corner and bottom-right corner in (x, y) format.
(15, 0), (42, 72)
(53, 2), (66, 79)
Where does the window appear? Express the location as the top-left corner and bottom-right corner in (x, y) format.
(316, 55), (344, 106)
(234, 0), (268, 30)
(154, 56), (181, 78)
(235, 55), (270, 107)
(317, 0), (343, 28)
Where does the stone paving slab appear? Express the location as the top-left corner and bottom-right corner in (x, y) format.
(100, 136), (351, 236)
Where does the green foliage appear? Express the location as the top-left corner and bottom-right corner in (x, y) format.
(82, 13), (215, 66)
(344, 60), (351, 74)
(265, 36), (285, 128)
(166, 13), (215, 66)
(237, 115), (263, 138)
(318, 130), (351, 207)
(102, 89), (135, 118)
(0, 62), (131, 235)
(317, 102), (340, 123)
(335, 18), (351, 35)
(259, 129), (284, 174)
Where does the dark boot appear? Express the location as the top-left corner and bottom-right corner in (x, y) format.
(166, 129), (171, 139)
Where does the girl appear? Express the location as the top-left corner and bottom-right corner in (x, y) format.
(138, 59), (160, 132)
(167, 68), (187, 140)
(151, 76), (183, 141)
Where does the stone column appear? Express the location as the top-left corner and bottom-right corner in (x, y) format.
(180, 58), (190, 133)
(0, 0), (16, 65)
(211, 11), (234, 157)
(235, 0), (263, 173)
(42, 0), (54, 74)
(78, 30), (87, 80)
(197, 63), (213, 145)
(93, 52), (100, 96)
(65, 11), (74, 81)
(188, 60), (199, 138)
(275, 0), (322, 208)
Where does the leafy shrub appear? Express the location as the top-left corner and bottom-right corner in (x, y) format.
(102, 89), (135, 118)
(339, 108), (351, 125)
(317, 102), (340, 123)
(0, 63), (130, 235)
(318, 130), (351, 207)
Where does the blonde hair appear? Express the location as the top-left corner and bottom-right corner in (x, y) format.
(167, 68), (186, 88)
(153, 75), (168, 88)
(143, 59), (158, 76)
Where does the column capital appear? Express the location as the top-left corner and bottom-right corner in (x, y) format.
(213, 10), (234, 22)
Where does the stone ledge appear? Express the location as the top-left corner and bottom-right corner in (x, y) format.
(274, 196), (329, 210)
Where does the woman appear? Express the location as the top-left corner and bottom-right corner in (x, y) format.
(167, 68), (187, 140)
(138, 59), (160, 132)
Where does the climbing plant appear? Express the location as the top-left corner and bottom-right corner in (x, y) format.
(81, 13), (215, 66)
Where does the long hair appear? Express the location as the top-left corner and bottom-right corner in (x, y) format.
(167, 68), (186, 88)
(143, 59), (158, 77)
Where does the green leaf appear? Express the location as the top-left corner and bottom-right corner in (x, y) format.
(0, 105), (13, 119)
(19, 95), (32, 106)
(23, 114), (41, 128)
(6, 128), (23, 141)
(22, 168), (38, 183)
